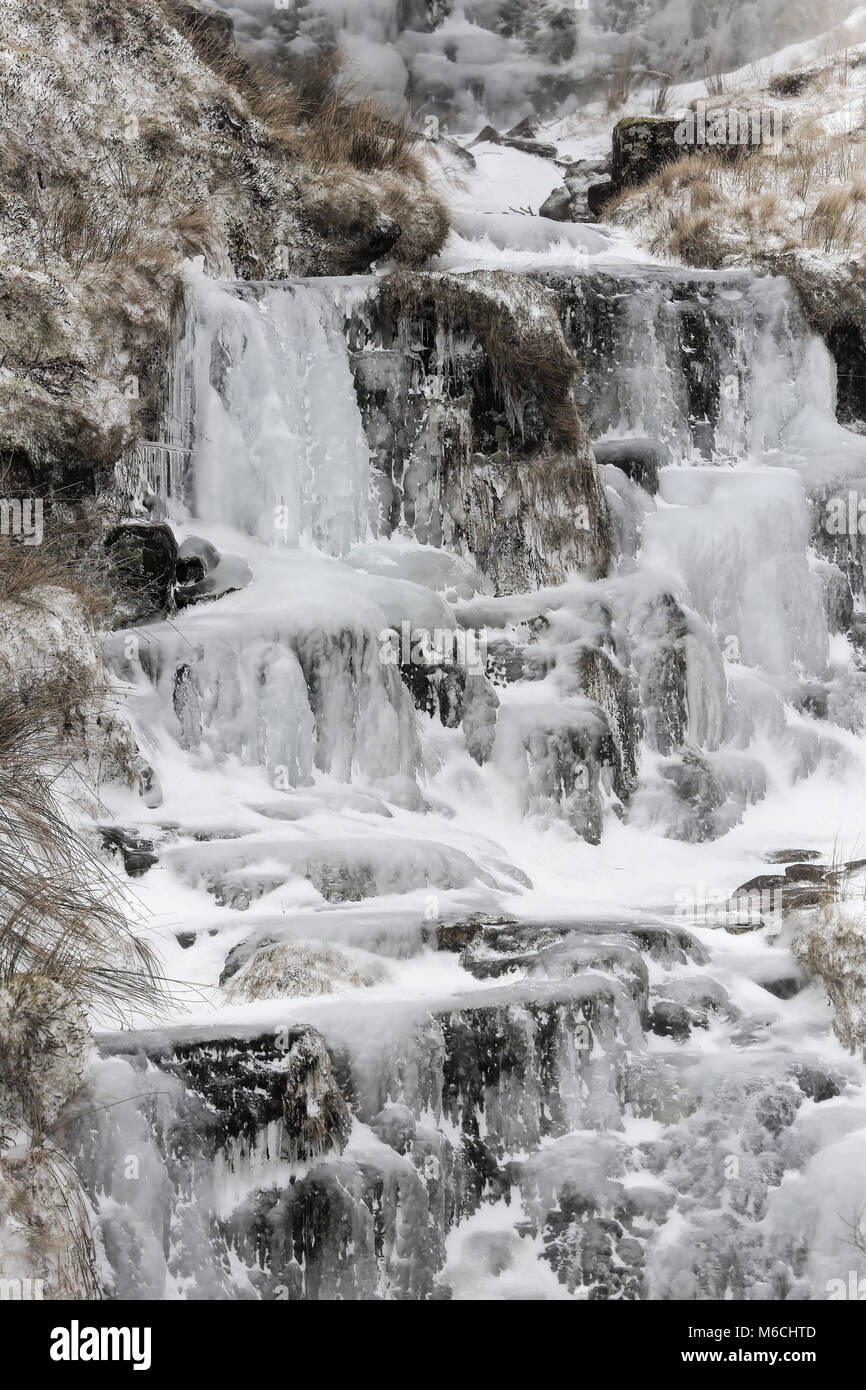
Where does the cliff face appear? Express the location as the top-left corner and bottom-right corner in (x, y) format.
(0, 0), (446, 494)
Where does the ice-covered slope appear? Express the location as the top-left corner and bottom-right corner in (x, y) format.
(59, 240), (866, 1299)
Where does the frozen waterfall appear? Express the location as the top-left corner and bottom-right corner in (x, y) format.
(77, 255), (866, 1301)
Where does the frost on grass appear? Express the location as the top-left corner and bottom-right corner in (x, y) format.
(606, 48), (866, 377)
(0, 592), (166, 1299)
(794, 902), (866, 1055)
(0, 0), (448, 479)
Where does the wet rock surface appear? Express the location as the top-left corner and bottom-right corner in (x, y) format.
(76, 259), (866, 1301)
(71, 899), (859, 1300)
(105, 522), (178, 623)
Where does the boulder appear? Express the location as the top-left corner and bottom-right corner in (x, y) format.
(174, 540), (253, 609)
(587, 176), (613, 215)
(468, 121), (556, 160)
(611, 116), (682, 190)
(764, 849), (823, 864)
(784, 863), (828, 884)
(223, 940), (385, 1001)
(100, 826), (158, 878)
(503, 137), (558, 159)
(505, 117), (539, 140)
(471, 124), (502, 146)
(593, 437), (666, 495)
(105, 521), (178, 623)
(175, 534), (221, 585)
(539, 186), (574, 222)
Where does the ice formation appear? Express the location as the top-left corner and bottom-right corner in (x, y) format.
(72, 234), (866, 1300)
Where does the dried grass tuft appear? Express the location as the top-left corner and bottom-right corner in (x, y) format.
(0, 685), (165, 1022)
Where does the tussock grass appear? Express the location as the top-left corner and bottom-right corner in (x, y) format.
(0, 502), (113, 621)
(610, 92), (866, 268)
(167, 12), (429, 182)
(24, 146), (222, 284)
(0, 685), (165, 1023)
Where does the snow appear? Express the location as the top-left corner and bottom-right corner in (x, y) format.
(43, 4), (866, 1301)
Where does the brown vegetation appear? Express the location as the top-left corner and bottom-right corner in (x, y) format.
(382, 268), (585, 455)
(0, 683), (164, 1022)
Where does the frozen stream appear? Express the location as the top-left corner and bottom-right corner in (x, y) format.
(68, 239), (866, 1300)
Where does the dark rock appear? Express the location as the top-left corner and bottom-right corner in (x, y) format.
(175, 932), (197, 950)
(784, 863), (828, 883)
(471, 124), (502, 146)
(434, 914), (516, 952)
(486, 638), (551, 685)
(176, 553), (205, 585)
(129, 755), (163, 809)
(175, 533), (221, 586)
(610, 112), (745, 194)
(367, 270), (612, 591)
(400, 658), (465, 727)
(783, 884), (832, 910)
(724, 916), (765, 936)
(175, 545), (253, 609)
(611, 116), (682, 190)
(105, 521), (178, 623)
(827, 319), (866, 428)
(734, 875), (789, 896)
(586, 176), (614, 216)
(650, 1001), (692, 1038)
(731, 873), (831, 915)
(502, 137), (558, 159)
(164, 1027), (351, 1161)
(539, 186), (574, 222)
(342, 214), (403, 274)
(764, 849), (823, 864)
(593, 437), (666, 495)
(792, 1065), (841, 1103)
(759, 974), (807, 1000)
(505, 116), (538, 140)
(100, 826), (158, 878)
(436, 920), (484, 952)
